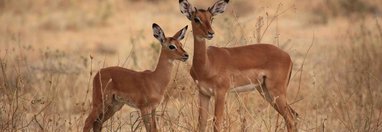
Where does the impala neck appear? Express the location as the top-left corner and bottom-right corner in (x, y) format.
(152, 50), (174, 88)
(192, 29), (209, 70)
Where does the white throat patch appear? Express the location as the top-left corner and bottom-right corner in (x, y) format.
(195, 36), (205, 41)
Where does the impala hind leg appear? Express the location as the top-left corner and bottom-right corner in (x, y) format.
(257, 81), (298, 131)
(272, 95), (297, 132)
(92, 100), (124, 132)
(84, 105), (102, 132)
(91, 106), (110, 132)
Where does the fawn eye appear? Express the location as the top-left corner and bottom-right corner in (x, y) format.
(194, 17), (201, 24)
(168, 45), (177, 50)
(211, 17), (214, 22)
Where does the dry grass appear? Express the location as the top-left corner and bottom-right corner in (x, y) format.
(1, 0), (382, 131)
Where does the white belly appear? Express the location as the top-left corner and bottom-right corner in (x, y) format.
(230, 84), (260, 93)
(114, 95), (138, 108)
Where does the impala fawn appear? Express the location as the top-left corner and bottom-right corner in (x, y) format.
(83, 23), (189, 132)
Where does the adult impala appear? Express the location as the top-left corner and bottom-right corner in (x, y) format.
(179, 0), (298, 131)
(83, 23), (189, 132)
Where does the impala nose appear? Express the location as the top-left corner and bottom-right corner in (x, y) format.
(182, 54), (189, 61)
(207, 31), (214, 39)
(208, 31), (214, 36)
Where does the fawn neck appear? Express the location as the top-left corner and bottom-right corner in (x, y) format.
(192, 27), (209, 72)
(151, 49), (174, 89)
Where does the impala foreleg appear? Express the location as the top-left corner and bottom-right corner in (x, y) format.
(198, 92), (211, 132)
(151, 108), (157, 131)
(140, 107), (157, 132)
(213, 89), (227, 132)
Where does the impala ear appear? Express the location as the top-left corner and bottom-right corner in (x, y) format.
(179, 0), (195, 20)
(208, 0), (229, 16)
(152, 23), (166, 44)
(173, 25), (188, 41)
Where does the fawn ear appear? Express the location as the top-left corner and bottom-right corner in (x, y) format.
(179, 0), (195, 20)
(152, 23), (166, 44)
(173, 25), (188, 41)
(208, 0), (229, 16)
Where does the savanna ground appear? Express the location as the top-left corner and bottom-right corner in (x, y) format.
(1, 0), (382, 131)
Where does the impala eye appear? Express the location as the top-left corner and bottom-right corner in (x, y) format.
(169, 45), (177, 50)
(194, 17), (201, 23)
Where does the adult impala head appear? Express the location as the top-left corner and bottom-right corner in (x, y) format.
(179, 0), (229, 40)
(153, 23), (189, 61)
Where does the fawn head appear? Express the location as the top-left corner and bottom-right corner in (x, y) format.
(152, 23), (189, 62)
(179, 0), (229, 40)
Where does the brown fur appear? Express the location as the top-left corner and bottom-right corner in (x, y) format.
(83, 25), (188, 132)
(179, 0), (298, 131)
